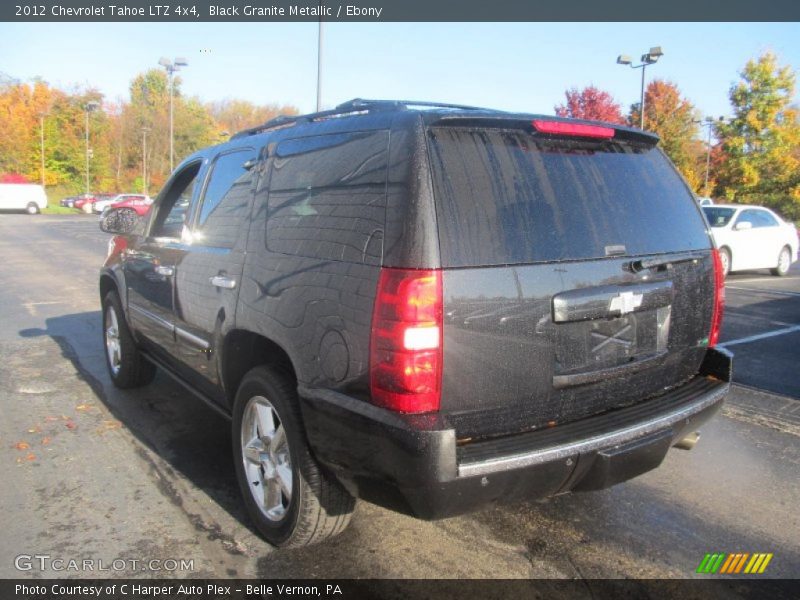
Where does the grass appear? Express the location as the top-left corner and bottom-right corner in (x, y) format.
(41, 205), (82, 215)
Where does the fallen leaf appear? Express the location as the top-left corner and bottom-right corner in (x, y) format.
(95, 420), (122, 434)
(27, 426), (41, 433)
(75, 403), (93, 412)
(45, 416), (59, 422)
(41, 437), (51, 446)
(14, 441), (30, 450)
(65, 421), (76, 430)
(25, 453), (36, 461)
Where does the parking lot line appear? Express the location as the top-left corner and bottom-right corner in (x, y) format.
(726, 286), (800, 297)
(718, 324), (800, 348)
(728, 276), (800, 284)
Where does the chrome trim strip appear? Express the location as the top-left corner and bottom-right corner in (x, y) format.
(175, 326), (211, 350)
(129, 303), (174, 332)
(457, 383), (728, 478)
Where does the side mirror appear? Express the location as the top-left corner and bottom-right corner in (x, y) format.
(100, 208), (140, 235)
(734, 221), (753, 231)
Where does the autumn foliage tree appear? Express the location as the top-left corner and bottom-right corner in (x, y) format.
(629, 79), (705, 191)
(714, 52), (800, 220)
(0, 71), (298, 199)
(555, 86), (626, 124)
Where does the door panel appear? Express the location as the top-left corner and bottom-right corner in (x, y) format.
(124, 161), (205, 360)
(171, 148), (257, 404)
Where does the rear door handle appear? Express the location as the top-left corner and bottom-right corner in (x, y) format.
(210, 275), (236, 289)
(155, 265), (174, 277)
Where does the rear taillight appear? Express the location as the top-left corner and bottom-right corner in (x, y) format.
(709, 248), (725, 347)
(369, 268), (442, 413)
(532, 119), (615, 139)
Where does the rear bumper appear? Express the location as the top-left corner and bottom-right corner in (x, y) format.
(299, 347), (732, 519)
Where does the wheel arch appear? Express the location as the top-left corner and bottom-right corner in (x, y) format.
(221, 330), (299, 408)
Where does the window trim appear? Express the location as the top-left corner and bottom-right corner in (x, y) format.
(146, 159), (205, 242)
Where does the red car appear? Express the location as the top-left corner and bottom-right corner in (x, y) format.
(72, 194), (97, 211)
(103, 195), (153, 218)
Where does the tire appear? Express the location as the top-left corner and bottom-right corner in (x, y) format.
(102, 291), (156, 388)
(718, 247), (731, 278)
(26, 202), (40, 215)
(771, 246), (792, 277)
(232, 366), (355, 548)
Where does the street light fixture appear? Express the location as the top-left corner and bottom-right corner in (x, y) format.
(158, 56), (189, 172)
(617, 46), (664, 129)
(84, 101), (100, 195)
(694, 116), (726, 198)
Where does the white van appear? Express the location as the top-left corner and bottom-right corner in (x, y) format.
(0, 183), (48, 214)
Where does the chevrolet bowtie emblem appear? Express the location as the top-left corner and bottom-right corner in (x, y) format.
(609, 291), (643, 315)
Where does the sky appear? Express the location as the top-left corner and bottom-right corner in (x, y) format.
(1, 22), (798, 122)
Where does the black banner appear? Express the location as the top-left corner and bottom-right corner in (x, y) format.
(2, 0), (800, 22)
(2, 579), (798, 600)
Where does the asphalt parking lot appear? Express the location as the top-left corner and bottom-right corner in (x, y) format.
(0, 215), (798, 586)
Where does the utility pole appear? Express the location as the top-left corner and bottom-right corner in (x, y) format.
(316, 21), (324, 111)
(142, 127), (150, 195)
(84, 101), (99, 194)
(39, 113), (46, 187)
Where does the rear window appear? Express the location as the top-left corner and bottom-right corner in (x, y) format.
(428, 127), (710, 267)
(703, 207), (736, 227)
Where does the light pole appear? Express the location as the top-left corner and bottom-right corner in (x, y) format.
(316, 21), (324, 111)
(616, 47), (664, 129)
(84, 101), (99, 194)
(38, 112), (47, 187)
(695, 116), (726, 198)
(158, 56), (188, 172)
(142, 127), (150, 195)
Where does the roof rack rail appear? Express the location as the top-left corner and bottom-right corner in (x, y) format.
(230, 98), (498, 140)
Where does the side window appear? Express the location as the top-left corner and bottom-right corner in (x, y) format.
(266, 130), (389, 264)
(735, 210), (758, 228)
(151, 162), (202, 239)
(193, 149), (256, 248)
(754, 210), (779, 228)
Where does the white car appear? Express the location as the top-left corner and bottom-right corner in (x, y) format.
(92, 193), (150, 214)
(702, 204), (799, 277)
(0, 183), (48, 214)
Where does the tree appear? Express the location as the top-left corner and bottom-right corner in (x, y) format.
(629, 79), (705, 191)
(555, 86), (625, 124)
(208, 99), (299, 136)
(715, 52), (800, 220)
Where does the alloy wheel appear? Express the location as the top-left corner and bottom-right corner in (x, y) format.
(240, 395), (293, 522)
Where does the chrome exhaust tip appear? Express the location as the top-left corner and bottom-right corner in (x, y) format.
(674, 431), (700, 450)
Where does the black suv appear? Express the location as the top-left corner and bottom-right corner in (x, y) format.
(99, 99), (731, 547)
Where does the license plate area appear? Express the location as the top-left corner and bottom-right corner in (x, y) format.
(555, 305), (671, 374)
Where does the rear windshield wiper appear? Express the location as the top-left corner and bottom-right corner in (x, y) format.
(628, 251), (707, 273)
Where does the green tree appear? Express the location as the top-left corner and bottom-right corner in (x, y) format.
(629, 79), (705, 191)
(715, 52), (800, 220)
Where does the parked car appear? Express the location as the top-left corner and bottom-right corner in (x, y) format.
(100, 195), (152, 218)
(702, 204), (798, 277)
(696, 196), (714, 206)
(60, 195), (81, 208)
(99, 99), (732, 548)
(0, 183), (47, 214)
(88, 193), (130, 214)
(74, 194), (98, 211)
